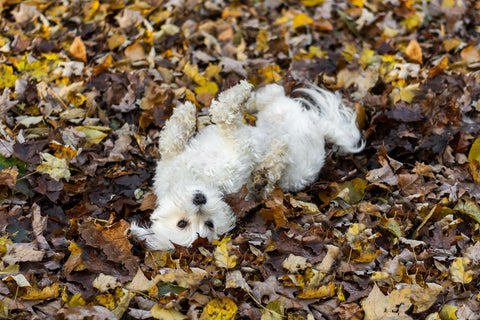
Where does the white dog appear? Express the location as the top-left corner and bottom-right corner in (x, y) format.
(130, 81), (363, 250)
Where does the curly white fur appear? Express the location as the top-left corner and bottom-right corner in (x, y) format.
(130, 81), (364, 251)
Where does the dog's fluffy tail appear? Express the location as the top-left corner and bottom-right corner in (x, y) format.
(295, 86), (364, 154)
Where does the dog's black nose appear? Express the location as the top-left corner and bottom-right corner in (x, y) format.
(192, 192), (207, 206)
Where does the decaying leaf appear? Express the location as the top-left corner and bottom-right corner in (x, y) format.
(213, 237), (238, 269)
(200, 298), (237, 320)
(36, 153), (71, 181)
(1, 0), (480, 318)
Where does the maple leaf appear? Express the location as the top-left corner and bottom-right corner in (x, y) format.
(36, 153), (71, 181)
(78, 220), (139, 280)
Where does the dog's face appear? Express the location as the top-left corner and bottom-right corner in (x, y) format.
(131, 181), (236, 251)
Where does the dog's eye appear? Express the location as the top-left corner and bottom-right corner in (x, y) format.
(177, 219), (188, 229)
(205, 220), (214, 229)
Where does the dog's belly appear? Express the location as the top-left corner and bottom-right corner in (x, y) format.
(184, 126), (255, 193)
(254, 102), (327, 191)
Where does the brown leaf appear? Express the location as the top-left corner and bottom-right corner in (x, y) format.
(405, 39), (423, 64)
(124, 42), (146, 61)
(0, 166), (18, 189)
(70, 36), (87, 63)
(78, 219), (139, 280)
(224, 185), (258, 218)
(139, 192), (157, 211)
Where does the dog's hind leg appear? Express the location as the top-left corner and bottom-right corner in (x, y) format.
(209, 80), (253, 129)
(158, 101), (196, 159)
(249, 137), (288, 200)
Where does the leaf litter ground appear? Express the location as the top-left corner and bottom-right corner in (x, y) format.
(1, 0), (480, 319)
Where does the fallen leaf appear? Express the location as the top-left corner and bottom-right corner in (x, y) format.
(70, 36), (87, 63)
(93, 274), (121, 293)
(405, 40), (423, 64)
(151, 305), (187, 320)
(0, 166), (18, 189)
(78, 220), (139, 279)
(200, 298), (237, 320)
(213, 237), (238, 269)
(450, 257), (473, 284)
(282, 254), (309, 273)
(36, 153), (71, 182)
(2, 243), (45, 265)
(125, 42), (146, 61)
(460, 46), (480, 63)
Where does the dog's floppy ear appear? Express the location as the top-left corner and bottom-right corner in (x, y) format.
(158, 101), (197, 159)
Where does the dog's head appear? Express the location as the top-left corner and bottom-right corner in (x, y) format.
(130, 180), (236, 251)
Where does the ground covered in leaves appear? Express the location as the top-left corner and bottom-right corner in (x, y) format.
(1, 0), (480, 319)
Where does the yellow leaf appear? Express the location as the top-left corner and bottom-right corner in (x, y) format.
(301, 0), (324, 6)
(183, 62), (207, 86)
(308, 45), (326, 58)
(468, 138), (480, 163)
(275, 16), (289, 24)
(161, 23), (180, 36)
(258, 65), (282, 83)
(0, 65), (19, 89)
(36, 153), (71, 181)
(0, 236), (13, 257)
(83, 0), (99, 21)
(353, 250), (379, 263)
(359, 46), (379, 68)
(346, 223), (366, 245)
(439, 304), (458, 320)
(261, 300), (284, 320)
(256, 29), (269, 52)
(67, 293), (86, 307)
(95, 294), (116, 310)
(337, 285), (346, 302)
(399, 83), (419, 103)
(200, 298), (237, 320)
(371, 271), (390, 282)
(292, 13), (313, 29)
(194, 81), (218, 95)
(441, 0), (456, 8)
(75, 125), (110, 148)
(443, 38), (462, 52)
(450, 257), (473, 284)
(70, 36), (87, 63)
(151, 305), (188, 320)
(342, 44), (357, 62)
(453, 198), (480, 223)
(68, 241), (82, 255)
(213, 237), (237, 269)
(297, 281), (335, 299)
(22, 283), (60, 300)
(380, 218), (403, 237)
(351, 0), (363, 7)
(335, 178), (368, 204)
(401, 13), (423, 29)
(14, 54), (59, 80)
(108, 34), (126, 50)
